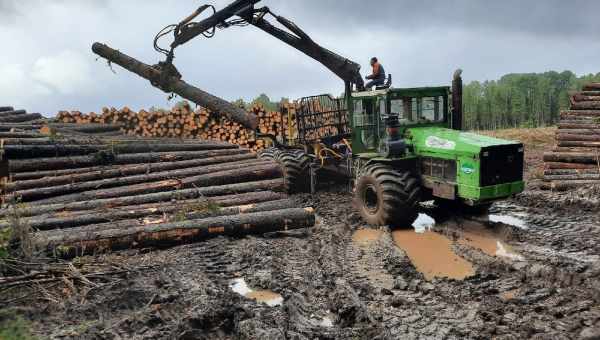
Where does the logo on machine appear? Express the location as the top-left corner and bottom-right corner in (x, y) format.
(461, 163), (475, 174)
(425, 136), (456, 150)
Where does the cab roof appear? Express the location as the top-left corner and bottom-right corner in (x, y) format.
(351, 86), (450, 98)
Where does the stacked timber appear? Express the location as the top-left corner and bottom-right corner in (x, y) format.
(0, 126), (315, 258)
(0, 106), (43, 124)
(543, 83), (600, 190)
(56, 101), (299, 152)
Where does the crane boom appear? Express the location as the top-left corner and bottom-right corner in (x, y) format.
(164, 0), (364, 92)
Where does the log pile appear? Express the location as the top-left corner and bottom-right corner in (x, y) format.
(0, 116), (315, 257)
(542, 83), (600, 190)
(56, 101), (299, 152)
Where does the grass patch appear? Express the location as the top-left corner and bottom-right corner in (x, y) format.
(0, 311), (37, 340)
(478, 127), (556, 149)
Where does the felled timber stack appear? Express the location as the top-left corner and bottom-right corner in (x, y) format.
(542, 83), (600, 190)
(0, 127), (315, 258)
(56, 101), (299, 152)
(0, 106), (43, 124)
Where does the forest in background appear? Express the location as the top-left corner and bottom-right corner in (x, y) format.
(237, 71), (600, 131)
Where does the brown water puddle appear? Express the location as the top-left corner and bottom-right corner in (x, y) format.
(392, 230), (475, 281)
(457, 222), (524, 261)
(352, 228), (384, 244)
(230, 278), (283, 306)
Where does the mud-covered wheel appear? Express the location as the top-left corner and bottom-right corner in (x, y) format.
(434, 198), (492, 215)
(354, 164), (421, 228)
(276, 151), (311, 194)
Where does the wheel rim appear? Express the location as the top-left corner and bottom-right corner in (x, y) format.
(363, 184), (379, 214)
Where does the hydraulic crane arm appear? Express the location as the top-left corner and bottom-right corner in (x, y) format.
(159, 0), (364, 92)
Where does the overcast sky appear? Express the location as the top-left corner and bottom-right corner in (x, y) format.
(1, 0), (599, 116)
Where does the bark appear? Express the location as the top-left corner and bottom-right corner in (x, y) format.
(557, 141), (600, 148)
(570, 101), (600, 110)
(543, 152), (600, 164)
(558, 123), (600, 130)
(5, 153), (257, 192)
(34, 207), (315, 257)
(1, 142), (238, 159)
(0, 179), (285, 218)
(580, 91), (600, 96)
(50, 123), (123, 134)
(0, 110), (26, 117)
(556, 134), (600, 141)
(572, 94), (600, 102)
(9, 148), (248, 172)
(0, 113), (42, 123)
(34, 163), (283, 204)
(544, 162), (599, 170)
(544, 174), (600, 181)
(11, 159), (269, 201)
(0, 107), (14, 112)
(544, 169), (599, 176)
(14, 192), (289, 231)
(0, 133), (48, 139)
(542, 180), (600, 191)
(91, 42), (258, 130)
(555, 129), (600, 136)
(561, 110), (600, 117)
(583, 83), (600, 91)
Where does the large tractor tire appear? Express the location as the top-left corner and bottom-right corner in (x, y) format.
(354, 163), (421, 228)
(258, 148), (310, 194)
(257, 147), (280, 161)
(276, 150), (311, 194)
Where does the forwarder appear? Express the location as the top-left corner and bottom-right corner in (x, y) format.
(103, 0), (525, 227)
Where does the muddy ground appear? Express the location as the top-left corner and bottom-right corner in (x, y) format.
(3, 129), (600, 339)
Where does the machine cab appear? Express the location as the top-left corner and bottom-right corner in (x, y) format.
(349, 87), (451, 155)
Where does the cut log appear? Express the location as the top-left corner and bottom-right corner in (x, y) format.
(1, 179), (284, 218)
(570, 101), (600, 110)
(0, 107), (14, 112)
(558, 123), (600, 130)
(555, 129), (600, 136)
(543, 174), (600, 181)
(542, 180), (600, 191)
(0, 132), (47, 139)
(543, 152), (600, 164)
(33, 163), (282, 204)
(0, 110), (26, 117)
(544, 162), (599, 170)
(557, 141), (600, 148)
(34, 207), (315, 257)
(12, 192), (289, 231)
(0, 142), (238, 159)
(9, 148), (248, 172)
(91, 42), (258, 130)
(0, 113), (42, 123)
(556, 134), (600, 141)
(4, 153), (257, 192)
(544, 169), (599, 176)
(572, 94), (600, 102)
(583, 83), (600, 91)
(10, 159), (268, 201)
(580, 91), (600, 97)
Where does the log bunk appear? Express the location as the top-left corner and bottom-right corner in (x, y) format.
(0, 106), (315, 258)
(543, 83), (600, 190)
(56, 101), (299, 153)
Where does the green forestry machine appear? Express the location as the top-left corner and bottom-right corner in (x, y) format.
(149, 0), (525, 227)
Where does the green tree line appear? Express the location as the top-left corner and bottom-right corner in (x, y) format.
(463, 71), (600, 130)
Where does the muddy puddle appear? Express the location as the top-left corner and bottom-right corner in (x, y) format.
(352, 228), (384, 244)
(229, 278), (283, 306)
(392, 228), (475, 281)
(457, 221), (524, 261)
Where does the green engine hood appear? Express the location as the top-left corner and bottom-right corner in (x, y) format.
(406, 127), (521, 157)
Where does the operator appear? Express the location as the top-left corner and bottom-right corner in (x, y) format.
(365, 57), (386, 90)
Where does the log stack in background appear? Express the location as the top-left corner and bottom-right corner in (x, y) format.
(0, 113), (315, 258)
(56, 101), (300, 153)
(543, 83), (600, 190)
